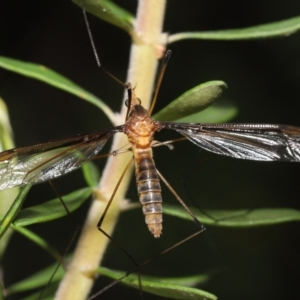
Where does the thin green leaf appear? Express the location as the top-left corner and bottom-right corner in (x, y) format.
(13, 187), (93, 226)
(164, 204), (300, 227)
(0, 97), (15, 151)
(0, 184), (32, 239)
(12, 225), (63, 262)
(148, 274), (210, 287)
(0, 56), (115, 124)
(6, 262), (64, 294)
(82, 161), (101, 187)
(22, 284), (58, 300)
(98, 267), (216, 300)
(0, 97), (18, 255)
(168, 15), (300, 43)
(175, 101), (238, 123)
(0, 281), (4, 300)
(73, 0), (140, 42)
(153, 81), (227, 121)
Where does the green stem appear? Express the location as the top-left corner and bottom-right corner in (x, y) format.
(55, 1), (166, 299)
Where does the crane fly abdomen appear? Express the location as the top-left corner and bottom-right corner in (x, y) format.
(134, 148), (162, 238)
(125, 103), (163, 237)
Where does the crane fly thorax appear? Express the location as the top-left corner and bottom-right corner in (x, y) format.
(125, 105), (160, 148)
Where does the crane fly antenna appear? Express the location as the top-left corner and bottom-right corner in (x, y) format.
(80, 0), (134, 124)
(82, 0), (170, 116)
(81, 5), (100, 68)
(80, 1), (128, 89)
(148, 49), (172, 115)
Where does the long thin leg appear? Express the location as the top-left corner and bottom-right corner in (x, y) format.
(89, 229), (204, 299)
(96, 157), (144, 298)
(97, 157), (133, 229)
(91, 167), (207, 299)
(38, 180), (80, 300)
(181, 158), (252, 222)
(181, 156), (220, 221)
(156, 168), (206, 231)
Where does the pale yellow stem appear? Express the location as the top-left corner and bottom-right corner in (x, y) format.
(55, 1), (166, 299)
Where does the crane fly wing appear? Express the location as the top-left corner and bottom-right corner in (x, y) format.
(0, 126), (125, 190)
(161, 123), (300, 161)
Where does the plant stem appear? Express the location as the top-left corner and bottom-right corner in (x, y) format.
(55, 1), (166, 299)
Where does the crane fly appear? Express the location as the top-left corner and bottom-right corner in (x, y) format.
(1, 50), (300, 238)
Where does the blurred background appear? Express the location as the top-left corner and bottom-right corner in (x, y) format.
(0, 1), (300, 299)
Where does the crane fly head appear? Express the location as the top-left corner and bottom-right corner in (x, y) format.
(125, 82), (143, 121)
(124, 83), (141, 107)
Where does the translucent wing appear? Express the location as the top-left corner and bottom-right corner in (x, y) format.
(0, 126), (124, 190)
(160, 122), (300, 161)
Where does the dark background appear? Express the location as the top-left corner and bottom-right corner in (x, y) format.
(1, 1), (300, 299)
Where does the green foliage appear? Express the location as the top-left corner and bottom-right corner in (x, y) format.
(168, 15), (300, 43)
(13, 187), (93, 226)
(1, 1), (300, 299)
(153, 81), (228, 121)
(163, 205), (300, 227)
(0, 56), (115, 124)
(98, 267), (217, 300)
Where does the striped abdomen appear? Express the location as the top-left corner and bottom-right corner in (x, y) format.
(134, 148), (162, 238)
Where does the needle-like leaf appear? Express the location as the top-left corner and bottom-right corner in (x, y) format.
(163, 204), (300, 227)
(169, 15), (300, 43)
(0, 56), (116, 124)
(13, 187), (93, 226)
(153, 81), (227, 121)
